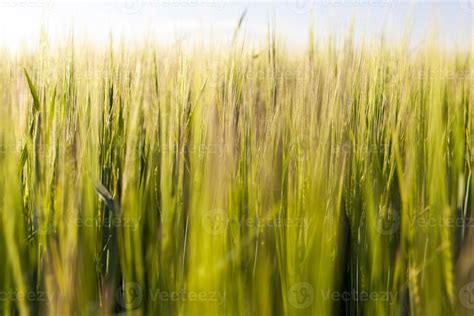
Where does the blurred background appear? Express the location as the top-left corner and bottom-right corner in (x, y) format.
(0, 0), (472, 53)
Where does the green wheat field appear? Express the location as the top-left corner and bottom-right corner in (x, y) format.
(0, 15), (472, 316)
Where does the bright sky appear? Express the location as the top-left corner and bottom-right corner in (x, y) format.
(0, 0), (472, 53)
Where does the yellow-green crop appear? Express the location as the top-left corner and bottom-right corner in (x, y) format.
(0, 22), (472, 316)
